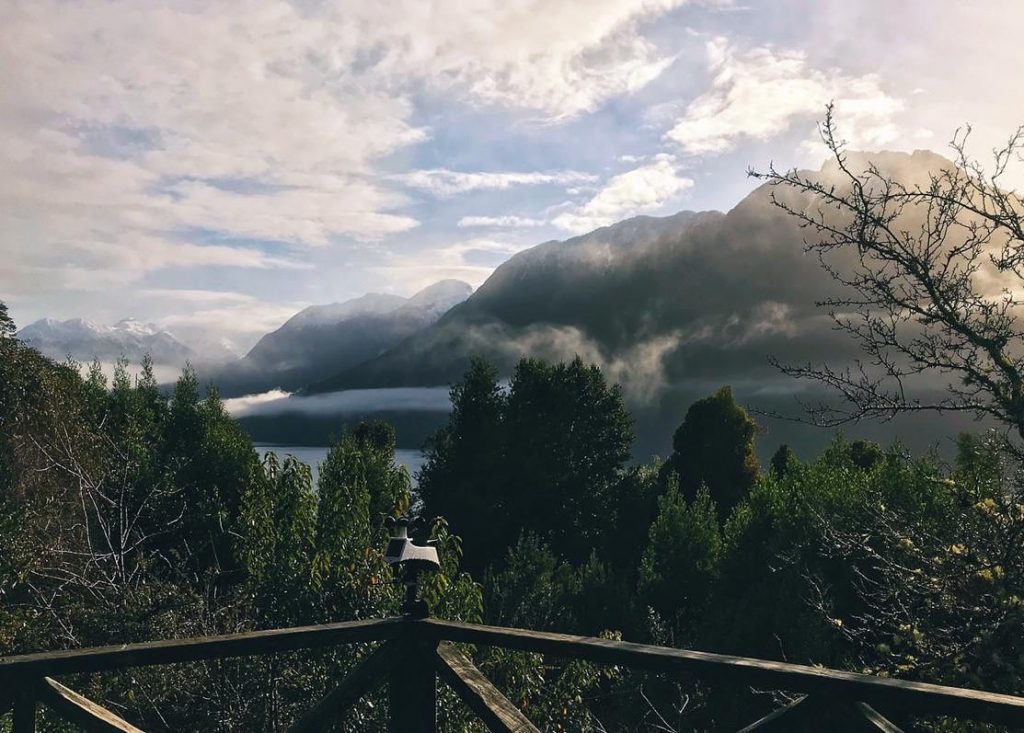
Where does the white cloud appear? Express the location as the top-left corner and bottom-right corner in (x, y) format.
(137, 289), (257, 305)
(395, 170), (598, 198)
(224, 387), (453, 418)
(457, 216), (548, 228)
(346, 0), (689, 119)
(158, 300), (307, 357)
(665, 37), (905, 155)
(371, 238), (534, 292)
(165, 179), (418, 245)
(552, 156), (694, 233)
(2, 0), (685, 308)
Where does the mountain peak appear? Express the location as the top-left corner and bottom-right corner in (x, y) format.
(816, 148), (957, 188)
(17, 316), (193, 364)
(288, 292), (407, 328)
(113, 317), (160, 336)
(406, 279), (473, 309)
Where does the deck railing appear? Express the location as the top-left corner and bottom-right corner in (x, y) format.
(2, 612), (1024, 732)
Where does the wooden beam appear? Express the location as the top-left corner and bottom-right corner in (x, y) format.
(11, 692), (36, 733)
(422, 619), (1024, 728)
(435, 643), (539, 733)
(737, 696), (904, 733)
(389, 639), (438, 733)
(288, 641), (400, 733)
(737, 695), (816, 732)
(0, 618), (402, 679)
(852, 702), (904, 733)
(34, 677), (144, 733)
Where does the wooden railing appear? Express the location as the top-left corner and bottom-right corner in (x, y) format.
(2, 614), (1024, 731)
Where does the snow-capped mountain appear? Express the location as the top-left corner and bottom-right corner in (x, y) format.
(17, 317), (195, 365)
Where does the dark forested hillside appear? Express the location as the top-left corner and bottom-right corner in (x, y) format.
(306, 151), (985, 461)
(208, 280), (472, 397)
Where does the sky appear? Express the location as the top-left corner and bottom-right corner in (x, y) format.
(4, 0), (1023, 355)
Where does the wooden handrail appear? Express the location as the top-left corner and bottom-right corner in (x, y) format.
(2, 615), (1023, 730)
(421, 619), (1024, 728)
(0, 618), (400, 679)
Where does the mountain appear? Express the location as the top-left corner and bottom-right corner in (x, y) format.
(17, 317), (195, 366)
(309, 150), (984, 458)
(210, 280), (473, 397)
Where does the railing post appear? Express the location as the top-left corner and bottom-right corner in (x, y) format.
(12, 689), (36, 733)
(388, 629), (438, 733)
(384, 516), (441, 732)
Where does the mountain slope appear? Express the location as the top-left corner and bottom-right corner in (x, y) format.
(309, 189), (849, 393)
(308, 151), (981, 458)
(212, 280), (473, 396)
(314, 151), (959, 395)
(17, 317), (195, 365)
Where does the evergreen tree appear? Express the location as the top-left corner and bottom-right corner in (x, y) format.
(418, 358), (506, 569)
(315, 421), (409, 619)
(0, 301), (15, 339)
(419, 356), (634, 570)
(769, 443), (798, 478)
(849, 439), (884, 470)
(663, 386), (759, 515)
(639, 479), (721, 643)
(504, 357), (634, 563)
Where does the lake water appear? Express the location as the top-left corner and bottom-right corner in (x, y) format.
(255, 444), (425, 485)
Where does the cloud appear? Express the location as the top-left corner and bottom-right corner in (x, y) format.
(346, 0), (689, 119)
(165, 178), (419, 245)
(224, 387), (452, 418)
(158, 300), (307, 357)
(137, 289), (257, 305)
(457, 216), (548, 228)
(491, 324), (684, 401)
(665, 37), (905, 155)
(552, 156), (694, 232)
(370, 237), (535, 292)
(3, 0), (687, 311)
(395, 170), (598, 198)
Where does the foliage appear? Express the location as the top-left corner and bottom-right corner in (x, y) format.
(662, 385), (760, 514)
(419, 356), (634, 570)
(417, 358), (507, 568)
(4, 298), (1023, 730)
(480, 536), (621, 732)
(769, 443), (798, 478)
(639, 479), (721, 645)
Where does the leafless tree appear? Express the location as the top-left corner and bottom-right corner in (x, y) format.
(752, 105), (1024, 454)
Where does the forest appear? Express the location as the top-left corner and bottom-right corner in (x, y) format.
(2, 298), (1022, 731)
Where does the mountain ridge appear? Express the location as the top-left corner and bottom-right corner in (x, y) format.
(209, 279), (473, 397)
(17, 317), (196, 366)
(309, 149), (959, 396)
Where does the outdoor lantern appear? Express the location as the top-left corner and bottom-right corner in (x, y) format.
(384, 516), (440, 617)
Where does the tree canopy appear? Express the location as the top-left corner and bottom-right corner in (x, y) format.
(418, 355), (634, 569)
(4, 294), (1024, 730)
(662, 385), (760, 514)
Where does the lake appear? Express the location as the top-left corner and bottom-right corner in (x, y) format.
(255, 444), (426, 485)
